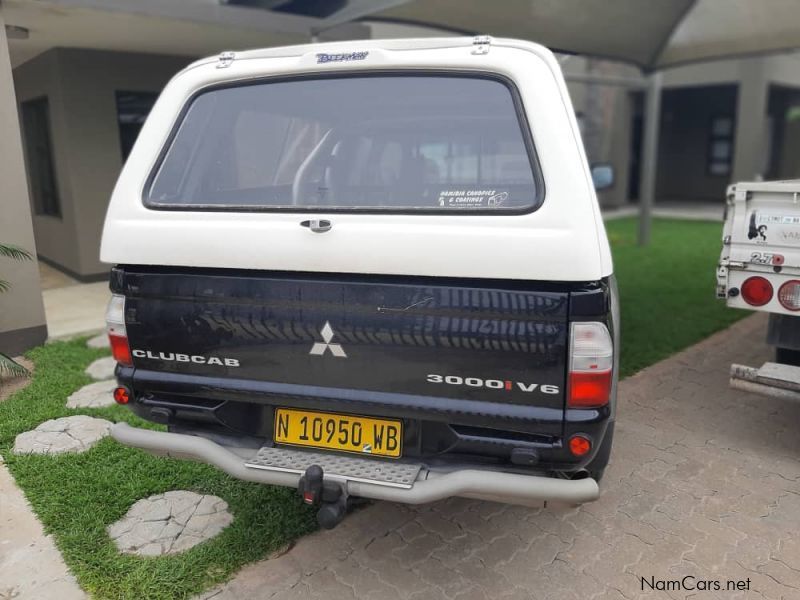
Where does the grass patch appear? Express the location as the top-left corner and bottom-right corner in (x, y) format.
(0, 340), (316, 600)
(0, 217), (747, 598)
(607, 217), (748, 376)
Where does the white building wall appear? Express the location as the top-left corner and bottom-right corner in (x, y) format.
(0, 9), (47, 351)
(12, 48), (190, 278)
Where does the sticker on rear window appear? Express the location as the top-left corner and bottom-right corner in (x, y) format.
(438, 189), (509, 208)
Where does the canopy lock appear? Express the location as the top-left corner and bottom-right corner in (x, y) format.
(472, 35), (492, 55)
(216, 51), (236, 69)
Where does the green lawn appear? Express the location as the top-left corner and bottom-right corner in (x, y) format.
(606, 217), (748, 376)
(0, 217), (747, 599)
(0, 342), (316, 600)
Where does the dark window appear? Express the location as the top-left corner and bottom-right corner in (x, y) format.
(20, 97), (61, 217)
(708, 115), (734, 176)
(147, 75), (541, 213)
(116, 91), (158, 160)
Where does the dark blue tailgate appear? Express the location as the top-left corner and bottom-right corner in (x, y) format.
(117, 268), (569, 428)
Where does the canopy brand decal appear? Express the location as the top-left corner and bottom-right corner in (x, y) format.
(131, 349), (240, 367)
(316, 51), (369, 64)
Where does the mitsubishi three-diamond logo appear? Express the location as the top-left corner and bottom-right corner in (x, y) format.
(309, 321), (347, 357)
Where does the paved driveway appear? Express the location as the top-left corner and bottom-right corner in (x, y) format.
(201, 314), (800, 600)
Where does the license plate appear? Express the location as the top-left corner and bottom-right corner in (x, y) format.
(274, 408), (402, 458)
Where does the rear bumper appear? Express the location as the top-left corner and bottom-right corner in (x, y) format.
(730, 362), (800, 401)
(111, 422), (600, 506)
(117, 365), (613, 471)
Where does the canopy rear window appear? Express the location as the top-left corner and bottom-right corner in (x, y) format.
(146, 74), (542, 213)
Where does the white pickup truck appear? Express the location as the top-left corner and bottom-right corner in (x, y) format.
(718, 180), (800, 398)
(101, 36), (619, 528)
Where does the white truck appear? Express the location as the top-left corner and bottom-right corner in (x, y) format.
(718, 180), (800, 398)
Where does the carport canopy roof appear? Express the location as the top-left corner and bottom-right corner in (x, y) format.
(6, 0), (800, 71)
(367, 0), (800, 71)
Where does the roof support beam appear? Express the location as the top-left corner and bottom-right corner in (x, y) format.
(39, 0), (408, 38)
(563, 73), (646, 89)
(638, 72), (662, 246)
(40, 0), (316, 36)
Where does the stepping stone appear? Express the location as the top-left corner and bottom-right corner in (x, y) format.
(85, 357), (116, 380)
(66, 380), (117, 409)
(87, 333), (110, 349)
(13, 415), (112, 455)
(108, 491), (233, 556)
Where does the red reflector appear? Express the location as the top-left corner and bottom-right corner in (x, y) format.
(108, 334), (132, 367)
(568, 370), (612, 408)
(569, 435), (592, 457)
(303, 491), (316, 505)
(741, 276), (773, 307)
(113, 387), (130, 405)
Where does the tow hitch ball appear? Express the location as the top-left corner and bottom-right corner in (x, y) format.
(298, 464), (347, 529)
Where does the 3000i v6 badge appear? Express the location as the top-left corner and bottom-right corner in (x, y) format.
(101, 36), (619, 529)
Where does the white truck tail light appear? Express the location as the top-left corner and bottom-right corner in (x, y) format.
(568, 322), (613, 408)
(105, 294), (132, 366)
(778, 280), (800, 311)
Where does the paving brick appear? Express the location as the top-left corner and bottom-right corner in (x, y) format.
(774, 538), (800, 572)
(430, 530), (488, 569)
(411, 558), (478, 598)
(448, 507), (492, 537)
(413, 510), (468, 542)
(391, 530), (446, 568)
(757, 559), (800, 593)
(301, 569), (357, 600)
(477, 533), (528, 569)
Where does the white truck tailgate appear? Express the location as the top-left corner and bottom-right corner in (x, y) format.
(718, 180), (800, 315)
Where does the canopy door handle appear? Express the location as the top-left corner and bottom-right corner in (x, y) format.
(300, 219), (332, 233)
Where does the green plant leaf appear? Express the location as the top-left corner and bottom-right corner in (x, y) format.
(0, 353), (29, 377)
(0, 243), (33, 261)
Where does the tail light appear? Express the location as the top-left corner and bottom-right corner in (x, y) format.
(105, 294), (132, 366)
(568, 322), (613, 408)
(778, 280), (800, 311)
(741, 276), (773, 307)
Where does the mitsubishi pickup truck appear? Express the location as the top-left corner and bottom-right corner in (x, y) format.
(101, 36), (619, 528)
